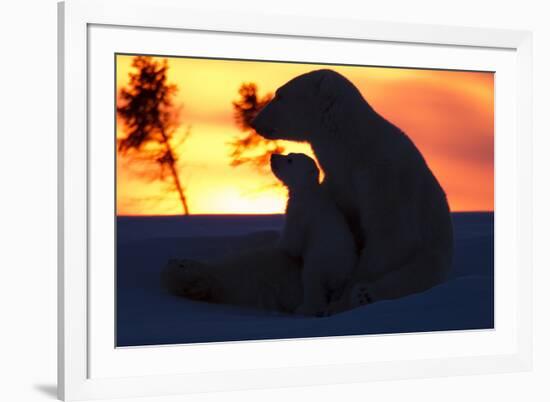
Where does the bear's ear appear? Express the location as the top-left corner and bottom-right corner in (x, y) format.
(315, 70), (337, 100)
(315, 70), (338, 117)
(314, 70), (341, 136)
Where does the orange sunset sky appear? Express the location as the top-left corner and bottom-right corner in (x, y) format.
(116, 54), (494, 216)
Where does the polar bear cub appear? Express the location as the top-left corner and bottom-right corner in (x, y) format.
(271, 153), (357, 316)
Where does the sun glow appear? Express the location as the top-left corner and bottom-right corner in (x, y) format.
(116, 55), (493, 215)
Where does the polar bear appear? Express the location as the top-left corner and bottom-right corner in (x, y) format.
(271, 153), (357, 316)
(252, 69), (453, 312)
(162, 69), (453, 314)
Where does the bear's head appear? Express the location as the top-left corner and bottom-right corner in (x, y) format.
(251, 69), (369, 142)
(270, 153), (320, 189)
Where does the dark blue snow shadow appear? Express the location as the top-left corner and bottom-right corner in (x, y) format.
(116, 212), (493, 346)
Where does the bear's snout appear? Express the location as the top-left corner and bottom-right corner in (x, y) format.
(250, 114), (262, 131)
(251, 113), (275, 139)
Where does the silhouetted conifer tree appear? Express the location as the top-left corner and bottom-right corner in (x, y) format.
(117, 56), (190, 215)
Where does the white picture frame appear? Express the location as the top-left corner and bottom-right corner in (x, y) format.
(58, 0), (533, 400)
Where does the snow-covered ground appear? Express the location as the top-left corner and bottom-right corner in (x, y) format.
(116, 213), (493, 346)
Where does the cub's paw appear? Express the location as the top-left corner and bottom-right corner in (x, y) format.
(294, 303), (325, 317)
(161, 259), (221, 302)
(324, 296), (349, 316)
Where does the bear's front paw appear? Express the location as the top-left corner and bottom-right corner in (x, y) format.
(161, 259), (220, 302)
(350, 283), (372, 307)
(324, 284), (372, 315)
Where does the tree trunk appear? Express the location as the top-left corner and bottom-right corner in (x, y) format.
(160, 129), (189, 215)
(168, 159), (190, 215)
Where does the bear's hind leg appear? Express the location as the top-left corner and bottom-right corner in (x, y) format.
(161, 248), (304, 313)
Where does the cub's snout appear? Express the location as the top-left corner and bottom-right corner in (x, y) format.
(270, 153), (284, 172)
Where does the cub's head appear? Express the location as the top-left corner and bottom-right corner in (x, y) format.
(251, 69), (366, 142)
(270, 153), (319, 189)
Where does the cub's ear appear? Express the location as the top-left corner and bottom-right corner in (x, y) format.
(309, 167), (320, 182)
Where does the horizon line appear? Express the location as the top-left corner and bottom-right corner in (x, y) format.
(117, 210), (495, 218)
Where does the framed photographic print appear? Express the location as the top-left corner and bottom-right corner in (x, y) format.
(58, 0), (533, 400)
